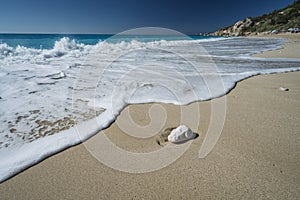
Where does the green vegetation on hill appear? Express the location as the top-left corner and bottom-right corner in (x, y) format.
(215, 1), (300, 36)
(245, 0), (300, 32)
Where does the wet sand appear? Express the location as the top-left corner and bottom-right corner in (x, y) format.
(253, 33), (300, 58)
(0, 35), (299, 199)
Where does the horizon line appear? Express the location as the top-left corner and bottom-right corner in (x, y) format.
(0, 32), (207, 36)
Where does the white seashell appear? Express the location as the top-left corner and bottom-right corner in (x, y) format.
(168, 125), (195, 143)
(279, 87), (289, 91)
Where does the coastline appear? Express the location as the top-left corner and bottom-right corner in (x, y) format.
(0, 36), (299, 199)
(252, 33), (300, 58)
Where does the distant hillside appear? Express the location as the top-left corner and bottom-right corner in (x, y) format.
(214, 1), (300, 36)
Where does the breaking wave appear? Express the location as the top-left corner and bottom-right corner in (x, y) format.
(0, 35), (300, 182)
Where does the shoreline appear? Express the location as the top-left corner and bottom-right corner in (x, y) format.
(0, 36), (299, 199)
(252, 33), (300, 58)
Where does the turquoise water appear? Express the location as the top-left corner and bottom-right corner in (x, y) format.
(0, 34), (214, 49)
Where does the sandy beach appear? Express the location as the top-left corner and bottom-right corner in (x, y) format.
(253, 33), (300, 59)
(0, 35), (300, 199)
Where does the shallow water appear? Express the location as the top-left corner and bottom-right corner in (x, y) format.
(0, 34), (300, 182)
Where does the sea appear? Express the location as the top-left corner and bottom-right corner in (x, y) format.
(1, 32), (300, 182)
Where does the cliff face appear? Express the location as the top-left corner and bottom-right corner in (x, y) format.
(215, 18), (254, 36)
(214, 1), (300, 36)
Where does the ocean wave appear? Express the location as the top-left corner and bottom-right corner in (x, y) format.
(0, 36), (300, 182)
(0, 36), (230, 66)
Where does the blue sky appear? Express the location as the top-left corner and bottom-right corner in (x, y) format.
(0, 0), (295, 34)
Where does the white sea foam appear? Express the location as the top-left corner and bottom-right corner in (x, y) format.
(0, 36), (300, 182)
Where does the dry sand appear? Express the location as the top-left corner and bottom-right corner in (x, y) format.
(0, 36), (300, 199)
